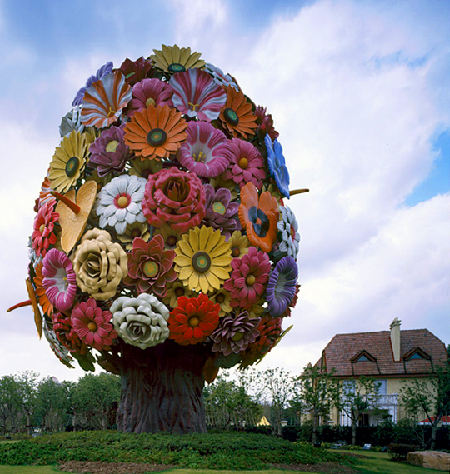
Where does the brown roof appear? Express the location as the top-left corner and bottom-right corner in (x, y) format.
(318, 329), (448, 378)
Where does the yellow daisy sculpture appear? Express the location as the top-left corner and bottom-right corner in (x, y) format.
(174, 226), (232, 294)
(49, 131), (88, 193)
(150, 44), (205, 73)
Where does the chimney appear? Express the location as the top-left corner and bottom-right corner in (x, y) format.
(390, 318), (401, 362)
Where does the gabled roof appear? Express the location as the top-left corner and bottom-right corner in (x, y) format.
(318, 329), (447, 378)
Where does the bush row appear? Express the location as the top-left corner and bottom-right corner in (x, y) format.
(0, 431), (352, 469)
(281, 422), (450, 449)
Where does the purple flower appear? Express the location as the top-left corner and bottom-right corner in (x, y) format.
(211, 311), (261, 356)
(72, 61), (113, 107)
(177, 122), (232, 177)
(42, 248), (77, 312)
(203, 184), (241, 238)
(89, 125), (132, 176)
(169, 68), (226, 122)
(128, 78), (173, 117)
(266, 256), (298, 317)
(224, 138), (266, 189)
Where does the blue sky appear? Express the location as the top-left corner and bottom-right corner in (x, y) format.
(0, 0), (448, 382)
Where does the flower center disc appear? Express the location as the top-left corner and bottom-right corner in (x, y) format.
(87, 322), (97, 331)
(212, 201), (226, 215)
(188, 316), (199, 327)
(65, 156), (79, 178)
(167, 235), (178, 247)
(192, 251), (211, 273)
(215, 293), (225, 304)
(168, 63), (186, 73)
(131, 228), (142, 238)
(248, 206), (269, 238)
(117, 195), (129, 208)
(231, 246), (240, 258)
(106, 140), (119, 153)
(39, 224), (45, 233)
(146, 97), (156, 107)
(143, 261), (158, 278)
(147, 128), (167, 147)
(223, 107), (239, 126)
(246, 275), (256, 286)
(232, 332), (244, 342)
(175, 287), (185, 297)
(238, 157), (248, 169)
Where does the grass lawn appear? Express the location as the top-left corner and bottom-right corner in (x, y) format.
(0, 467), (59, 474)
(333, 450), (442, 474)
(0, 449), (443, 474)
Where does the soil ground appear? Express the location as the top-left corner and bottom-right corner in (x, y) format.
(58, 461), (359, 474)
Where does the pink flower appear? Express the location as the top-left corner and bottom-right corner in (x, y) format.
(224, 138), (266, 189)
(32, 200), (59, 258)
(42, 248), (77, 312)
(223, 247), (271, 309)
(142, 167), (206, 233)
(169, 68), (226, 122)
(128, 78), (173, 117)
(177, 122), (232, 177)
(124, 235), (177, 297)
(52, 311), (87, 355)
(72, 298), (117, 351)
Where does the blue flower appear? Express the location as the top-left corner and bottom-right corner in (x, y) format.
(72, 61), (114, 107)
(265, 134), (290, 198)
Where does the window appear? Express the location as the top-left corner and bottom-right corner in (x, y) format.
(377, 379), (387, 395)
(351, 350), (377, 363)
(409, 352), (425, 360)
(404, 347), (431, 361)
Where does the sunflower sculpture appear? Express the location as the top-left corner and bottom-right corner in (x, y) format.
(12, 45), (306, 434)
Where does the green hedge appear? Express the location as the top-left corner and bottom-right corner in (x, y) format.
(281, 423), (450, 449)
(0, 431), (353, 469)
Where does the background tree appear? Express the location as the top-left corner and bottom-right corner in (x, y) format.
(14, 44), (303, 434)
(203, 372), (262, 429)
(333, 376), (381, 446)
(34, 377), (73, 433)
(15, 371), (38, 437)
(0, 375), (21, 435)
(400, 345), (450, 450)
(244, 367), (294, 436)
(295, 364), (338, 444)
(72, 373), (120, 431)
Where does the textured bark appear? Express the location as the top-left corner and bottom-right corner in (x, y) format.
(116, 340), (209, 434)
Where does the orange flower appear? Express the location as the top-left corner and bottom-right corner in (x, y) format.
(219, 85), (257, 139)
(33, 262), (53, 316)
(124, 104), (187, 160)
(238, 182), (278, 252)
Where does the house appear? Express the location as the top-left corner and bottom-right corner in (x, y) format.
(316, 318), (448, 426)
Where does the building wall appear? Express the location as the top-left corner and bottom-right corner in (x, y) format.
(329, 376), (438, 426)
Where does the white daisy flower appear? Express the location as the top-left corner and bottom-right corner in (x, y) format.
(96, 174), (147, 235)
(276, 205), (300, 260)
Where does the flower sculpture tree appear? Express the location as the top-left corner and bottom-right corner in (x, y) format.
(12, 45), (306, 434)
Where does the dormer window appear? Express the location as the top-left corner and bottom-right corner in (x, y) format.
(404, 347), (431, 361)
(351, 350), (377, 363)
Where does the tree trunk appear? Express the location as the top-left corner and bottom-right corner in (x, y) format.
(116, 340), (209, 434)
(351, 420), (357, 446)
(311, 409), (318, 444)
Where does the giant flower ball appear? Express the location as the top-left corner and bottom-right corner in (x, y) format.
(20, 45), (302, 378)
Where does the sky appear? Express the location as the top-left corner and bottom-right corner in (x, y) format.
(0, 0), (449, 383)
